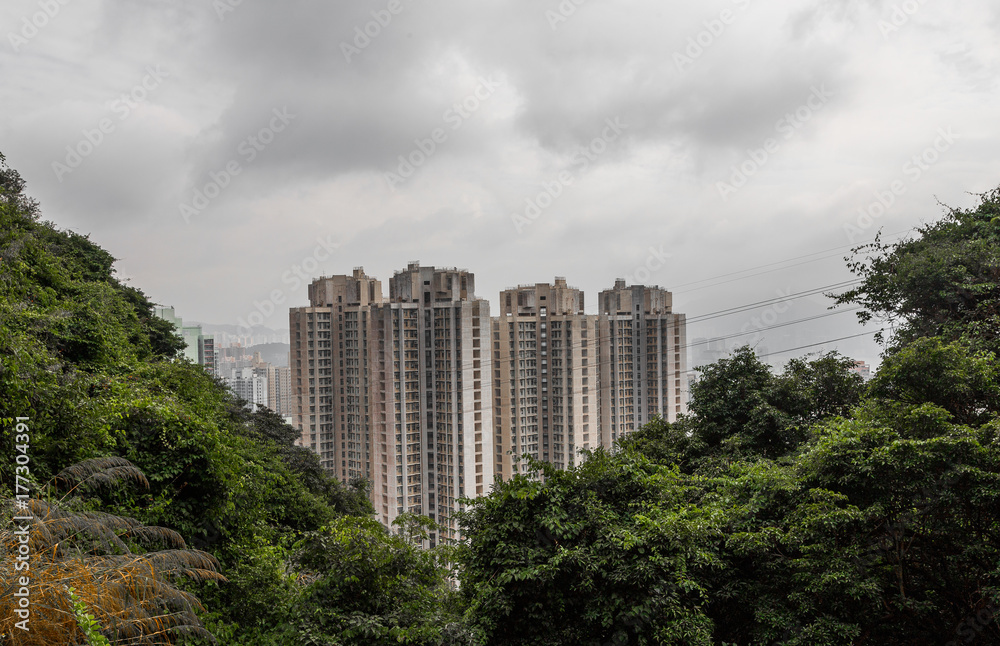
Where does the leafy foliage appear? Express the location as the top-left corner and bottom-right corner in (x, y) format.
(0, 459), (224, 646)
(621, 349), (864, 469)
(5, 153), (1000, 645)
(0, 153), (393, 645)
(460, 452), (720, 645)
(273, 516), (472, 645)
(834, 187), (1000, 353)
(462, 187), (1000, 643)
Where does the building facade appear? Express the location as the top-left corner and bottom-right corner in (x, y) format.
(289, 266), (687, 543)
(367, 263), (493, 545)
(224, 366), (268, 409)
(597, 280), (687, 445)
(289, 264), (492, 546)
(154, 306), (214, 373)
(289, 269), (383, 481)
(492, 278), (599, 478)
(272, 365), (293, 418)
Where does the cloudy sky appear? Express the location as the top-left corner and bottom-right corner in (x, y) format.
(3, 0), (999, 367)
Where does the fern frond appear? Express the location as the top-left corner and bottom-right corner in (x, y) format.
(142, 549), (221, 574)
(52, 457), (150, 494)
(0, 459), (223, 645)
(123, 525), (187, 550)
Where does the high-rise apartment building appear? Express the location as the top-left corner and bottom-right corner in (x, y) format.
(225, 366), (268, 409)
(215, 345), (292, 417)
(154, 306), (214, 374)
(597, 280), (687, 445)
(849, 359), (872, 382)
(289, 269), (383, 481)
(492, 278), (599, 478)
(290, 266), (687, 543)
(272, 365), (293, 418)
(289, 264), (492, 545)
(367, 263), (493, 545)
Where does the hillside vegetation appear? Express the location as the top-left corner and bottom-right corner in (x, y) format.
(0, 152), (467, 645)
(2, 151), (998, 645)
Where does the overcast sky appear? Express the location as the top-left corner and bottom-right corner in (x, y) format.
(3, 0), (999, 367)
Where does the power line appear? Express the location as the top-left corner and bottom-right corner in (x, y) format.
(683, 306), (861, 351)
(377, 279), (868, 376)
(673, 250), (844, 292)
(673, 251), (847, 294)
(667, 228), (913, 293)
(765, 329), (883, 357)
(685, 279), (860, 324)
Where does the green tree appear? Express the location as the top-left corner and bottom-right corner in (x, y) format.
(460, 452), (720, 645)
(834, 187), (1000, 354)
(271, 516), (472, 645)
(622, 349), (864, 469)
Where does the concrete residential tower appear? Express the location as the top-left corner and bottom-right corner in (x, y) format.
(597, 280), (687, 445)
(492, 278), (599, 478)
(290, 263), (493, 546)
(290, 266), (687, 542)
(368, 263), (493, 546)
(289, 269), (383, 481)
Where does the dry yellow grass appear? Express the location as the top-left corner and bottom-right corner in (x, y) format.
(1, 458), (227, 645)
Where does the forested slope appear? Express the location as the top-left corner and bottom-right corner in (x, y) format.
(0, 152), (468, 645)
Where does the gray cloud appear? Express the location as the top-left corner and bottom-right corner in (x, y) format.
(2, 0), (999, 367)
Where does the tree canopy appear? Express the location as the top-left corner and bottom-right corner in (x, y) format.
(3, 151), (999, 645)
(459, 187), (1000, 644)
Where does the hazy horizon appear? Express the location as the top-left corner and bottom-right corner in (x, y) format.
(4, 0), (999, 369)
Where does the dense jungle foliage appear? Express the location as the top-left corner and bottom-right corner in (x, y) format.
(2, 151), (998, 645)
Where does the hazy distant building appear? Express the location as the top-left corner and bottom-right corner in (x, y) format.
(597, 280), (687, 445)
(272, 365), (292, 417)
(214, 344), (257, 376)
(154, 306), (214, 373)
(492, 278), (599, 478)
(210, 327), (289, 348)
(689, 337), (727, 368)
(215, 344), (293, 416)
(224, 367), (268, 409)
(849, 359), (872, 382)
